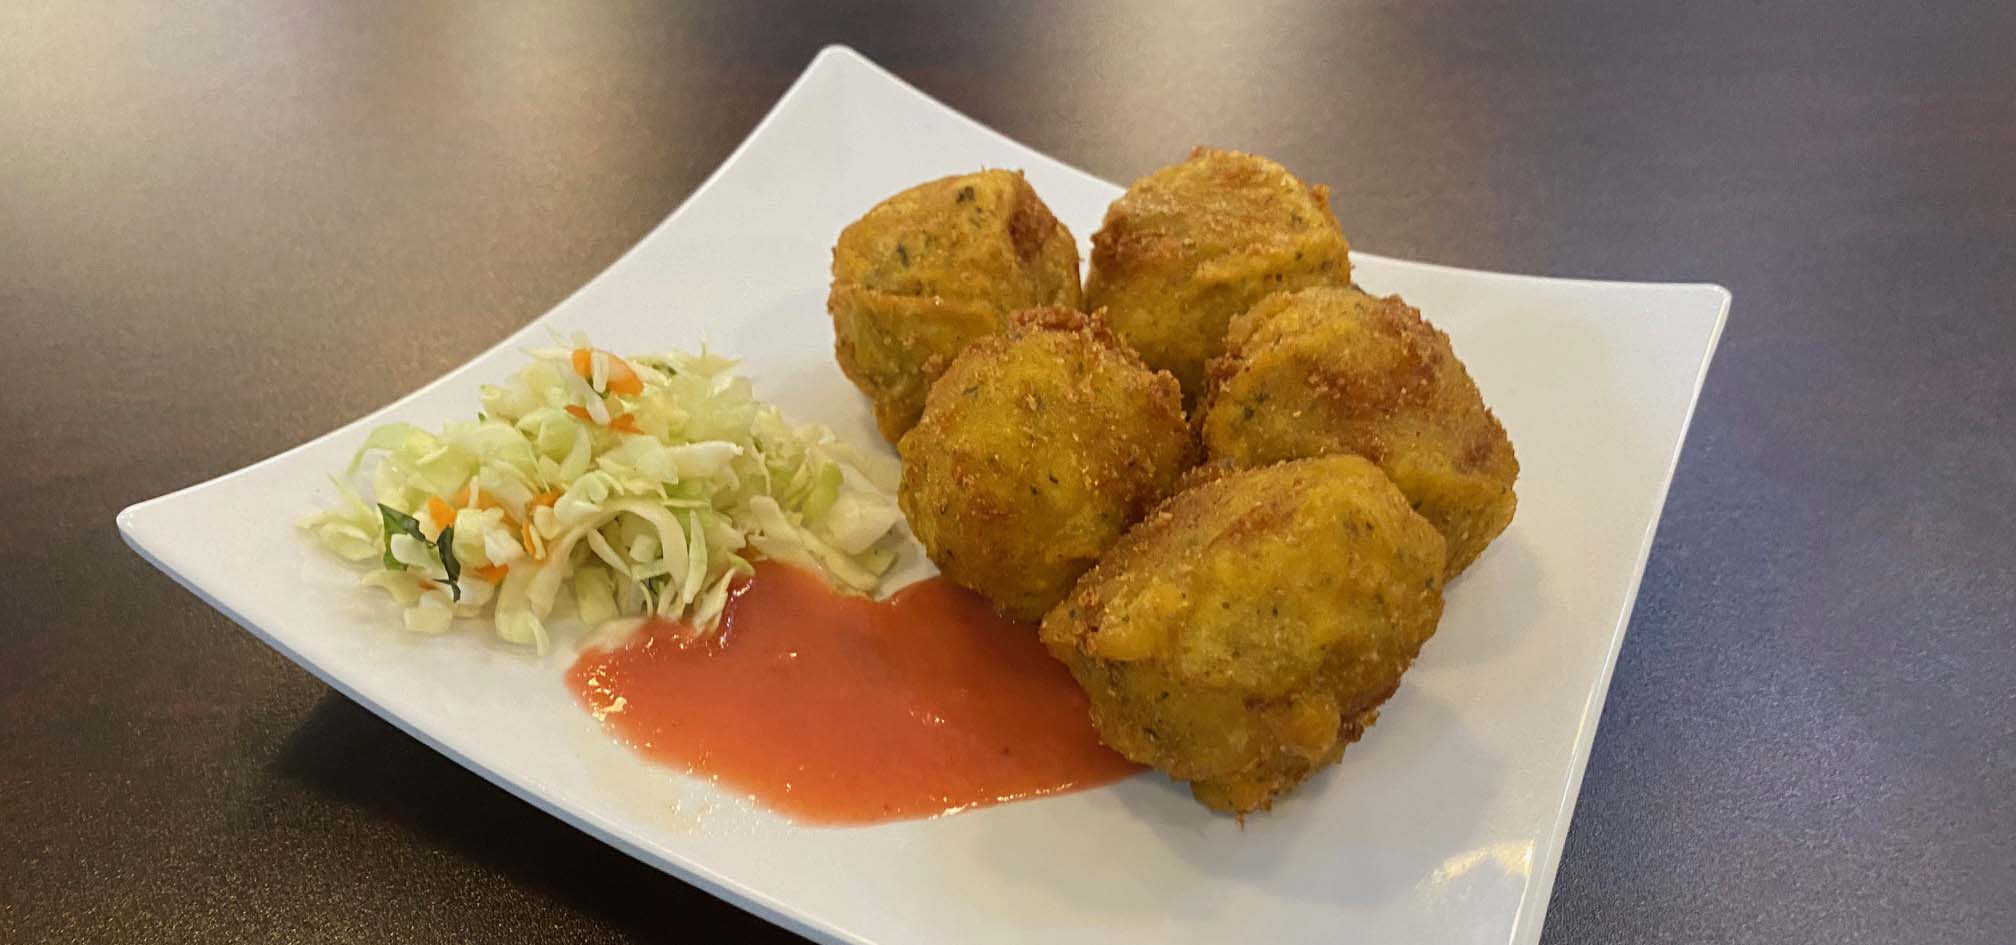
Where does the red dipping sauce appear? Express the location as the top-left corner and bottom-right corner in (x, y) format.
(567, 562), (1140, 825)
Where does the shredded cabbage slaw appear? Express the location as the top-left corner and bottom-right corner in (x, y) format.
(300, 335), (904, 651)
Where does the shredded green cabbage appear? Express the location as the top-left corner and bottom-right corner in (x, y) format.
(300, 334), (904, 651)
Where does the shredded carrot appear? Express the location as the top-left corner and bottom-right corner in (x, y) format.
(571, 346), (644, 395)
(447, 482), (512, 520)
(604, 358), (643, 396)
(518, 490), (560, 559)
(520, 518), (545, 560)
(565, 401), (642, 433)
(474, 563), (509, 583)
(425, 495), (455, 530)
(418, 579), (439, 590)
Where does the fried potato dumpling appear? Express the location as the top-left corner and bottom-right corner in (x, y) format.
(899, 308), (1196, 622)
(830, 170), (1083, 443)
(1040, 455), (1446, 815)
(1200, 286), (1518, 576)
(1085, 147), (1353, 403)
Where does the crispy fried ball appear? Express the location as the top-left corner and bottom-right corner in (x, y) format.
(1200, 286), (1518, 576)
(830, 170), (1083, 443)
(1084, 147), (1353, 404)
(898, 308), (1197, 622)
(1040, 455), (1446, 815)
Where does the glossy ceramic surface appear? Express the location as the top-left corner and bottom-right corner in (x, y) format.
(120, 47), (1727, 945)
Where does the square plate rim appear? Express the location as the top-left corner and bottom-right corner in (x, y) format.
(116, 43), (1734, 945)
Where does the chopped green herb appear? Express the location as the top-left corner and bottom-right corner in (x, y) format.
(378, 504), (426, 569)
(378, 503), (460, 601)
(436, 525), (461, 601)
(305, 338), (905, 651)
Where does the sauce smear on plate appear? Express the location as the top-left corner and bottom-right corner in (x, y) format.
(568, 562), (1139, 824)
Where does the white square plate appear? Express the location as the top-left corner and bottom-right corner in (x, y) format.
(119, 46), (1728, 945)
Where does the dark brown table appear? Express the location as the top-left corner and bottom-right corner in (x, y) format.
(5, 2), (2011, 942)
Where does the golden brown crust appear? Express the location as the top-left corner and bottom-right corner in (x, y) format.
(897, 308), (1198, 622)
(1085, 148), (1353, 405)
(829, 170), (1082, 442)
(1199, 286), (1519, 575)
(1039, 455), (1447, 815)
